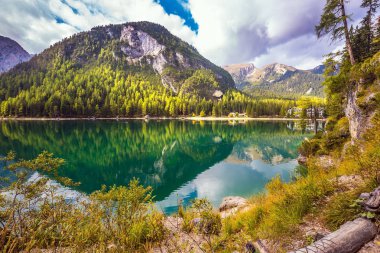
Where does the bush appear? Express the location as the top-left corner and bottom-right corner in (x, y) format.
(0, 152), (165, 252)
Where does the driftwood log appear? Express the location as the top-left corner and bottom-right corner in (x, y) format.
(289, 218), (377, 253)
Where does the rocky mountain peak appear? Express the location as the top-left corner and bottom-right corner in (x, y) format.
(0, 35), (31, 73)
(309, 65), (325, 75)
(223, 62), (325, 98)
(119, 25), (167, 74)
(223, 63), (255, 88)
(262, 63), (297, 75)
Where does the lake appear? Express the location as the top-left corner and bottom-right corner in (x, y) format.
(0, 119), (317, 213)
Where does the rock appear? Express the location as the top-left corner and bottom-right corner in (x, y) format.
(362, 187), (380, 212)
(305, 230), (328, 242)
(335, 175), (364, 190)
(191, 217), (202, 226)
(345, 82), (371, 140)
(107, 243), (116, 250)
(297, 155), (307, 165)
(252, 240), (270, 253)
(360, 193), (371, 200)
(120, 25), (166, 72)
(223, 63), (255, 86)
(289, 218), (377, 253)
(245, 242), (256, 253)
(316, 155), (335, 169)
(219, 196), (247, 212)
(212, 90), (223, 99)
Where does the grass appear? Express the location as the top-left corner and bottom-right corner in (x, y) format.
(214, 114), (380, 251)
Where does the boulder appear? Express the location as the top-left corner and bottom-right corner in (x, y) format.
(362, 187), (380, 213)
(297, 155), (307, 165)
(219, 196), (247, 212)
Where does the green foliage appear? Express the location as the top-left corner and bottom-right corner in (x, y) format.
(316, 0), (356, 64)
(180, 199), (222, 236)
(299, 117), (349, 157)
(0, 153), (165, 252)
(180, 69), (219, 98)
(316, 0), (349, 41)
(293, 165), (309, 179)
(323, 183), (374, 230)
(0, 59), (304, 118)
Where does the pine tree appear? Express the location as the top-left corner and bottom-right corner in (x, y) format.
(316, 0), (356, 65)
(361, 0), (380, 55)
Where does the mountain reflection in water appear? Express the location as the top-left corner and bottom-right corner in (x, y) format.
(0, 120), (319, 213)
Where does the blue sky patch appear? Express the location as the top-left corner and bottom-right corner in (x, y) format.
(55, 16), (66, 24)
(154, 0), (198, 32)
(61, 0), (79, 15)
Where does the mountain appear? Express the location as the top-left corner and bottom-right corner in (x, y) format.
(0, 21), (236, 117)
(223, 63), (324, 98)
(1, 22), (233, 96)
(308, 65), (325, 75)
(0, 36), (31, 73)
(223, 63), (255, 89)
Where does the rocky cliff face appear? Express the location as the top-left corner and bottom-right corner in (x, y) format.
(0, 36), (31, 73)
(223, 63), (255, 89)
(345, 84), (363, 140)
(224, 63), (324, 98)
(118, 25), (203, 93)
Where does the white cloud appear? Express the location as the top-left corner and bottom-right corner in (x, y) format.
(187, 0), (366, 68)
(79, 0), (196, 43)
(0, 0), (368, 68)
(254, 35), (342, 70)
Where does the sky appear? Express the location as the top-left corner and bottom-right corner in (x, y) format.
(0, 0), (368, 69)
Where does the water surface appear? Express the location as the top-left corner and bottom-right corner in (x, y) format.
(0, 120), (315, 213)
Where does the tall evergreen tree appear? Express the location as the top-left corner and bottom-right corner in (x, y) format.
(316, 0), (356, 65)
(361, 0), (380, 55)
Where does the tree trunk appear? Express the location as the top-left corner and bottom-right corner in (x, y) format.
(289, 218), (377, 253)
(341, 0), (356, 65)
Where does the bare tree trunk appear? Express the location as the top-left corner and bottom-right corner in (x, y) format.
(341, 0), (356, 65)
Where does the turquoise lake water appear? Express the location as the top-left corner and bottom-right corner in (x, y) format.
(0, 120), (317, 213)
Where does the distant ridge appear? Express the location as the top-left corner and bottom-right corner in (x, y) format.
(224, 63), (325, 98)
(0, 35), (31, 73)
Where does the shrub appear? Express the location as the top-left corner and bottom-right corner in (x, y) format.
(0, 152), (165, 252)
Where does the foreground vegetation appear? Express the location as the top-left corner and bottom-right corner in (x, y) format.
(0, 152), (166, 252)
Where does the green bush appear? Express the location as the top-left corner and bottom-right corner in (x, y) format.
(0, 152), (165, 252)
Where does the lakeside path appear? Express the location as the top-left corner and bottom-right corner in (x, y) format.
(0, 117), (326, 121)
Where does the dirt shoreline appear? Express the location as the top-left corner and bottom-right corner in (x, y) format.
(0, 117), (326, 121)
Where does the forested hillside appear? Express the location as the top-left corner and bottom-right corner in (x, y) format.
(0, 22), (238, 117)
